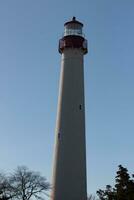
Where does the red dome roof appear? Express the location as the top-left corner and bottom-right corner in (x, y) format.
(64, 17), (83, 27)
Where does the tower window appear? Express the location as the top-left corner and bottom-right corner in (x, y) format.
(79, 104), (82, 110)
(58, 132), (61, 139)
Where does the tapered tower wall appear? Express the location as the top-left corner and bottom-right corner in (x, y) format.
(51, 18), (88, 200)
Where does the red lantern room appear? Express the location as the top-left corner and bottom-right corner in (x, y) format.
(59, 17), (88, 54)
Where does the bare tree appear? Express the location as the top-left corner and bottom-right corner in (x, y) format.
(0, 173), (11, 200)
(87, 194), (98, 200)
(0, 166), (50, 200)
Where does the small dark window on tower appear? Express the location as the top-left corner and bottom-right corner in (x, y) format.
(79, 104), (82, 110)
(58, 132), (61, 139)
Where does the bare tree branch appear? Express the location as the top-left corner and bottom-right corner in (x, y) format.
(0, 166), (50, 200)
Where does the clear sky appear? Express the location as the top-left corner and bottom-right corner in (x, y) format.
(0, 0), (134, 197)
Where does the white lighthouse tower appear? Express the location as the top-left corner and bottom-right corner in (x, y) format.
(51, 17), (88, 200)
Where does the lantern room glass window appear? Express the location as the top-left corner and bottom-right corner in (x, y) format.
(64, 27), (84, 37)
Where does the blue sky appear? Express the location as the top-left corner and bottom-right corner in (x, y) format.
(0, 0), (134, 196)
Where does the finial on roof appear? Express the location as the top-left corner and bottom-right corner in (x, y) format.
(72, 16), (76, 21)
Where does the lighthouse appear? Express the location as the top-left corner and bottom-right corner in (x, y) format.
(51, 17), (88, 200)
